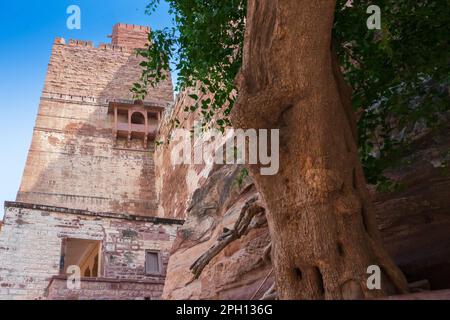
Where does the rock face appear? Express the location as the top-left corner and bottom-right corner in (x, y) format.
(374, 128), (450, 290)
(154, 89), (218, 220)
(155, 91), (274, 299)
(157, 89), (450, 298)
(162, 165), (272, 299)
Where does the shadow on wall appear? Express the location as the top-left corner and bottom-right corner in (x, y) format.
(372, 124), (450, 290)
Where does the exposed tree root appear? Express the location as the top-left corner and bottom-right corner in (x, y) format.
(189, 196), (264, 280)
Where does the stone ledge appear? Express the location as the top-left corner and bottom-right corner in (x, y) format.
(4, 201), (184, 226)
(49, 275), (165, 284)
(45, 275), (165, 300)
(40, 92), (170, 108)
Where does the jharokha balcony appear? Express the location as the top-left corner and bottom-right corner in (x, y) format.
(108, 100), (164, 148)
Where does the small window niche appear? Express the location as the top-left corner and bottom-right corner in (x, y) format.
(108, 100), (164, 149)
(145, 250), (162, 275)
(60, 238), (102, 278)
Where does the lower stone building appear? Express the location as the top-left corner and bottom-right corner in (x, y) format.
(0, 202), (181, 300)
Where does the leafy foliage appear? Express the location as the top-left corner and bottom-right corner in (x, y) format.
(134, 0), (449, 187)
(334, 0), (449, 184)
(135, 0), (246, 131)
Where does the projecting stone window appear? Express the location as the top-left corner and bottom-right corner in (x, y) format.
(108, 100), (164, 149)
(60, 238), (102, 278)
(145, 250), (162, 275)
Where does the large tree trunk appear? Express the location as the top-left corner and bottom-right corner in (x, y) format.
(231, 0), (409, 299)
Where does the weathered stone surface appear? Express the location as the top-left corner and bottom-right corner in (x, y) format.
(155, 89), (221, 219)
(154, 89), (274, 299)
(162, 165), (272, 300)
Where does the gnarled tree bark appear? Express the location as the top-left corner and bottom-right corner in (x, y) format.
(231, 0), (409, 299)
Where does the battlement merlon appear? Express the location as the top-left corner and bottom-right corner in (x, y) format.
(53, 37), (135, 53)
(111, 23), (151, 49)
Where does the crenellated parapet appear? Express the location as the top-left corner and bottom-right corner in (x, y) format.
(53, 37), (135, 53)
(52, 22), (151, 51)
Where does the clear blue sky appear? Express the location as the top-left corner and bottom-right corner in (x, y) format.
(0, 1), (173, 219)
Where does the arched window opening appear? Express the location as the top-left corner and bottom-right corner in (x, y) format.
(131, 112), (145, 125)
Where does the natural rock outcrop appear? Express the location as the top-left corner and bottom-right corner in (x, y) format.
(162, 165), (272, 299)
(374, 126), (450, 290)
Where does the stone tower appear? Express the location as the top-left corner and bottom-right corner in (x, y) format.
(17, 23), (173, 216)
(0, 24), (183, 300)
